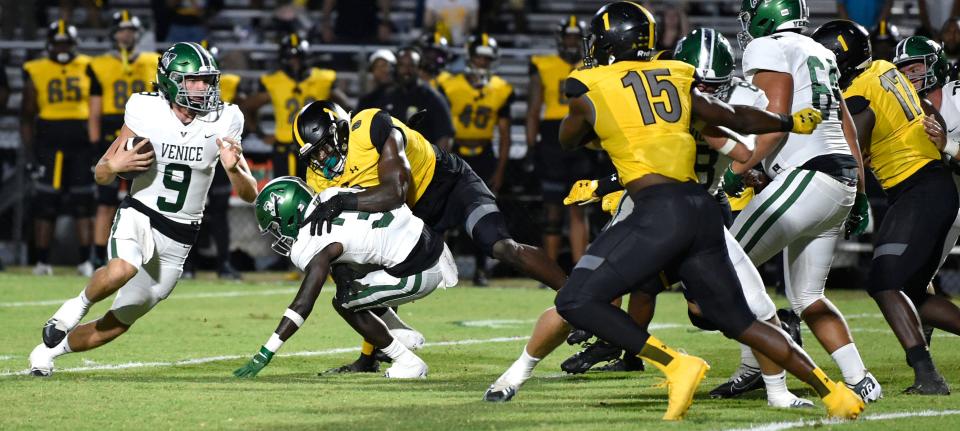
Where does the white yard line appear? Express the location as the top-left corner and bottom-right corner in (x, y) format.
(0, 336), (529, 377)
(721, 409), (960, 431)
(0, 288), (300, 308)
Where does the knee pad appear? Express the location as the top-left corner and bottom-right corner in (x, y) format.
(470, 210), (511, 256)
(790, 292), (826, 316)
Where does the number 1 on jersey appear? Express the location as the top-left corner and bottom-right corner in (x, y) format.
(879, 69), (923, 121)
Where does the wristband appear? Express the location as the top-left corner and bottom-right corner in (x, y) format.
(283, 308), (305, 327)
(778, 114), (793, 132)
(945, 138), (960, 158)
(264, 333), (284, 353)
(595, 173), (621, 196)
(718, 139), (738, 156)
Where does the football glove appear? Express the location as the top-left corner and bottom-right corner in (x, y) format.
(302, 194), (350, 236)
(563, 180), (600, 206)
(844, 192), (870, 239)
(721, 165), (745, 198)
(789, 108), (823, 135)
(233, 346), (274, 378)
(601, 190), (625, 215)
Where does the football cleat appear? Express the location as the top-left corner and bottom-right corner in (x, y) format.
(76, 261), (94, 278)
(42, 319), (68, 349)
(33, 263), (53, 276)
(709, 364), (762, 398)
(777, 308), (803, 347)
(384, 354), (428, 379)
(28, 344), (54, 377)
(822, 383), (865, 419)
(595, 355), (645, 372)
(847, 371), (882, 402)
(560, 339), (622, 374)
(566, 329), (593, 345)
(654, 352), (710, 420)
(320, 355), (380, 375)
(389, 328), (425, 351)
(483, 380), (518, 402)
(472, 270), (489, 287)
(768, 394), (815, 409)
(903, 372), (951, 395)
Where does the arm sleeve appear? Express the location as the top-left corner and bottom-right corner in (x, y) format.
(845, 95), (870, 115)
(564, 77), (589, 99)
(87, 65), (103, 96)
(369, 110), (396, 152)
(741, 38), (791, 77)
(497, 89), (515, 118)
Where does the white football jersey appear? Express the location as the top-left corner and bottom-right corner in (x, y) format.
(123, 93), (243, 223)
(742, 31), (850, 179)
(289, 188), (425, 272)
(694, 77), (769, 193)
(939, 81), (960, 137)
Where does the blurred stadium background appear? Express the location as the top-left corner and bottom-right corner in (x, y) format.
(1, 0), (959, 294)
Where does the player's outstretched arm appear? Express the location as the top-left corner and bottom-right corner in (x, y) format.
(218, 137), (257, 202)
(235, 243), (343, 378)
(93, 125), (153, 185)
(698, 125), (754, 163)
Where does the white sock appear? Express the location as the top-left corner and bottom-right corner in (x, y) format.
(52, 291), (93, 330)
(381, 339), (411, 361)
(763, 371), (789, 398)
(830, 343), (867, 385)
(740, 343), (760, 369)
(501, 347), (541, 387)
(51, 338), (72, 359)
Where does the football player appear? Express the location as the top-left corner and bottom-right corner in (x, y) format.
(437, 32), (515, 285)
(242, 33), (349, 180)
(29, 42), (258, 376)
(88, 10), (160, 270)
(718, 0), (880, 402)
(882, 33), (960, 393)
(527, 16), (592, 273)
(417, 32), (452, 90)
(234, 178), (458, 379)
(22, 20), (96, 277)
(296, 100), (566, 371)
(552, 2), (862, 420)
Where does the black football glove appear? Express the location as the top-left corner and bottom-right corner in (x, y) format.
(302, 194), (350, 236)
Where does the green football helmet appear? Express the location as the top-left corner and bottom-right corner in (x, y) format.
(892, 36), (949, 95)
(673, 28), (735, 93)
(738, 0), (809, 50)
(156, 42), (222, 115)
(255, 176), (314, 256)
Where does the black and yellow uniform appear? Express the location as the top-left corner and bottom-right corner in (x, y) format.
(427, 70), (452, 91)
(555, 59), (757, 343)
(261, 67), (337, 179)
(304, 108), (511, 254)
(844, 60), (958, 304)
(87, 50), (160, 205)
(438, 73), (514, 181)
(530, 53), (595, 203)
(23, 54), (96, 219)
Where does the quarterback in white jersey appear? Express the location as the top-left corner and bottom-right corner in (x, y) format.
(29, 42), (258, 377)
(722, 0), (877, 400)
(233, 179), (457, 379)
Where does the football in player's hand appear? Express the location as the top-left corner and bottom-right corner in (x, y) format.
(117, 136), (154, 180)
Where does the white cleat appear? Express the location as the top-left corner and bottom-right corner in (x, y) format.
(768, 393), (815, 409)
(384, 353), (428, 379)
(76, 261), (94, 278)
(389, 329), (425, 351)
(847, 371), (883, 403)
(33, 263), (53, 276)
(29, 344), (54, 377)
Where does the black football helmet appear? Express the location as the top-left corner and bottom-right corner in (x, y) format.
(588, 1), (657, 66)
(557, 15), (587, 63)
(279, 32), (310, 79)
(417, 31), (450, 75)
(111, 9), (143, 52)
(466, 32), (499, 88)
(811, 20), (872, 90)
(47, 19), (78, 64)
(293, 101), (351, 180)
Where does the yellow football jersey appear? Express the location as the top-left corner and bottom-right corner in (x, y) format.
(568, 60), (698, 184)
(439, 73), (514, 141)
(23, 55), (92, 120)
(306, 109), (437, 207)
(88, 51), (159, 115)
(261, 68), (337, 144)
(428, 70), (453, 90)
(843, 60), (940, 189)
(530, 54), (576, 120)
(220, 73), (241, 104)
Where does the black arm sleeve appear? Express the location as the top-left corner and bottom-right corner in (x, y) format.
(497, 90), (515, 118)
(369, 110), (397, 152)
(87, 65), (103, 96)
(564, 77), (589, 99)
(845, 95), (870, 115)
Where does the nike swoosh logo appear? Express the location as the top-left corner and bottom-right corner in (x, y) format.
(949, 126), (958, 134)
(204, 133), (216, 139)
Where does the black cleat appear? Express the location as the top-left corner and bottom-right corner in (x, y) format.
(30, 368), (52, 377)
(42, 319), (66, 349)
(777, 308), (803, 347)
(320, 356), (380, 375)
(904, 372), (951, 395)
(595, 355), (645, 372)
(374, 350), (393, 364)
(217, 262), (242, 280)
(560, 339), (622, 374)
(709, 365), (763, 398)
(483, 381), (518, 402)
(566, 329), (593, 345)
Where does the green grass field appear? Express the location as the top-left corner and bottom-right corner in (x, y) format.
(1, 270), (959, 430)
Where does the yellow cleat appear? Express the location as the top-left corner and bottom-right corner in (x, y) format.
(647, 353), (710, 421)
(822, 382), (865, 420)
